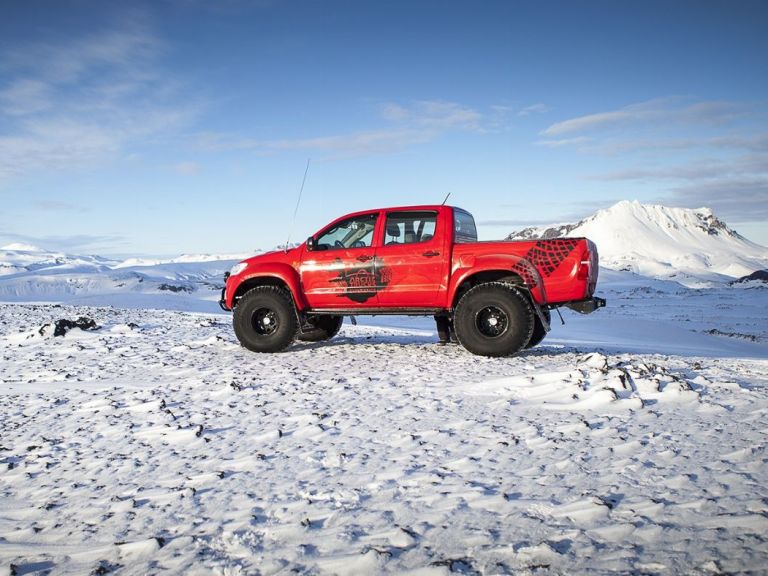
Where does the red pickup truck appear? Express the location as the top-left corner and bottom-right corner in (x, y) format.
(220, 205), (604, 356)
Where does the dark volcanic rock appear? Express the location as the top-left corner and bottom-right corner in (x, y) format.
(731, 270), (768, 284)
(158, 283), (193, 293)
(39, 317), (100, 337)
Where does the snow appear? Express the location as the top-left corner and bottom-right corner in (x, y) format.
(2, 209), (768, 573)
(0, 247), (240, 310)
(508, 200), (768, 287)
(0, 247), (117, 281)
(0, 246), (266, 310)
(2, 269), (768, 574)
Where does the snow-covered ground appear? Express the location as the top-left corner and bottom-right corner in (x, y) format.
(2, 270), (767, 575)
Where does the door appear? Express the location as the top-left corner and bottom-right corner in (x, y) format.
(374, 210), (444, 307)
(300, 212), (381, 308)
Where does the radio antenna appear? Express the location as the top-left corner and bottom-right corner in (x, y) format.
(285, 158), (311, 251)
(441, 192), (451, 205)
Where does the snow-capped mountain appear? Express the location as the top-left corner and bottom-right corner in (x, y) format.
(0, 244), (260, 310)
(507, 200), (768, 287)
(0, 244), (118, 277)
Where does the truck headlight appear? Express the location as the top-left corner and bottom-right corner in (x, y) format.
(230, 262), (248, 276)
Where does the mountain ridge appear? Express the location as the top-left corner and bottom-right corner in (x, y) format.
(507, 200), (768, 287)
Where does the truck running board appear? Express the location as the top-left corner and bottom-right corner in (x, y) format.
(306, 308), (444, 317)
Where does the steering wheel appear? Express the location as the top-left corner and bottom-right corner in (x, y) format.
(334, 240), (345, 249)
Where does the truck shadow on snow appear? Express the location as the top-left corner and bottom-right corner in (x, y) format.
(288, 333), (594, 358)
(289, 332), (437, 351)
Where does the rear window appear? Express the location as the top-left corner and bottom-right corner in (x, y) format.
(453, 209), (477, 243)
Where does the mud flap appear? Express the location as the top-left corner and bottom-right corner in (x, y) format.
(435, 315), (452, 343)
(532, 302), (551, 333)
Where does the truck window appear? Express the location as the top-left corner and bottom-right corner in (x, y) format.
(316, 213), (378, 250)
(453, 209), (478, 243)
(384, 211), (438, 245)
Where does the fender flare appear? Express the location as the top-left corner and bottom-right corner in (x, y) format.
(447, 254), (546, 307)
(228, 263), (308, 311)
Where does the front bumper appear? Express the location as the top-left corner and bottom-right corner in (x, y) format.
(218, 272), (231, 311)
(564, 296), (606, 314)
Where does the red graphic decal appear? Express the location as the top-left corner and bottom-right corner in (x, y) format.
(330, 259), (391, 303)
(511, 239), (580, 287)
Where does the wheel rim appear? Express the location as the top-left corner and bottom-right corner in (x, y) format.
(251, 307), (279, 336)
(475, 305), (509, 338)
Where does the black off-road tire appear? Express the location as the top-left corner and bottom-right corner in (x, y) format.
(526, 308), (551, 349)
(233, 286), (298, 353)
(454, 282), (534, 357)
(297, 315), (344, 343)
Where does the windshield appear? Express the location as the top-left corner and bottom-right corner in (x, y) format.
(316, 213), (378, 250)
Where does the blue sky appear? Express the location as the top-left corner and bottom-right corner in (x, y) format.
(1, 0), (767, 256)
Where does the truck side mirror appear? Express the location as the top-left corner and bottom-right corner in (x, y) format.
(306, 236), (316, 251)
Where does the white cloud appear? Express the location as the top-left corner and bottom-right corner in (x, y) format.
(537, 136), (592, 148)
(0, 79), (52, 116)
(0, 20), (195, 180)
(590, 154), (768, 182)
(537, 133), (768, 156)
(541, 97), (746, 137)
(268, 129), (431, 156)
(0, 118), (120, 177)
(669, 178), (768, 222)
(709, 133), (768, 152)
(379, 100), (483, 131)
(3, 21), (162, 85)
(583, 149), (768, 221)
(535, 96), (768, 224)
(31, 200), (87, 213)
(196, 100), (498, 158)
(543, 107), (648, 136)
(517, 103), (549, 117)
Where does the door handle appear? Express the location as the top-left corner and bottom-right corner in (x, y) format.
(422, 251), (440, 258)
(356, 254), (373, 262)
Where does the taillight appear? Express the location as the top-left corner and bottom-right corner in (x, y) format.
(577, 248), (591, 280)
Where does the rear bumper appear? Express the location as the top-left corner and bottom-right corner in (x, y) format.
(564, 296), (606, 314)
